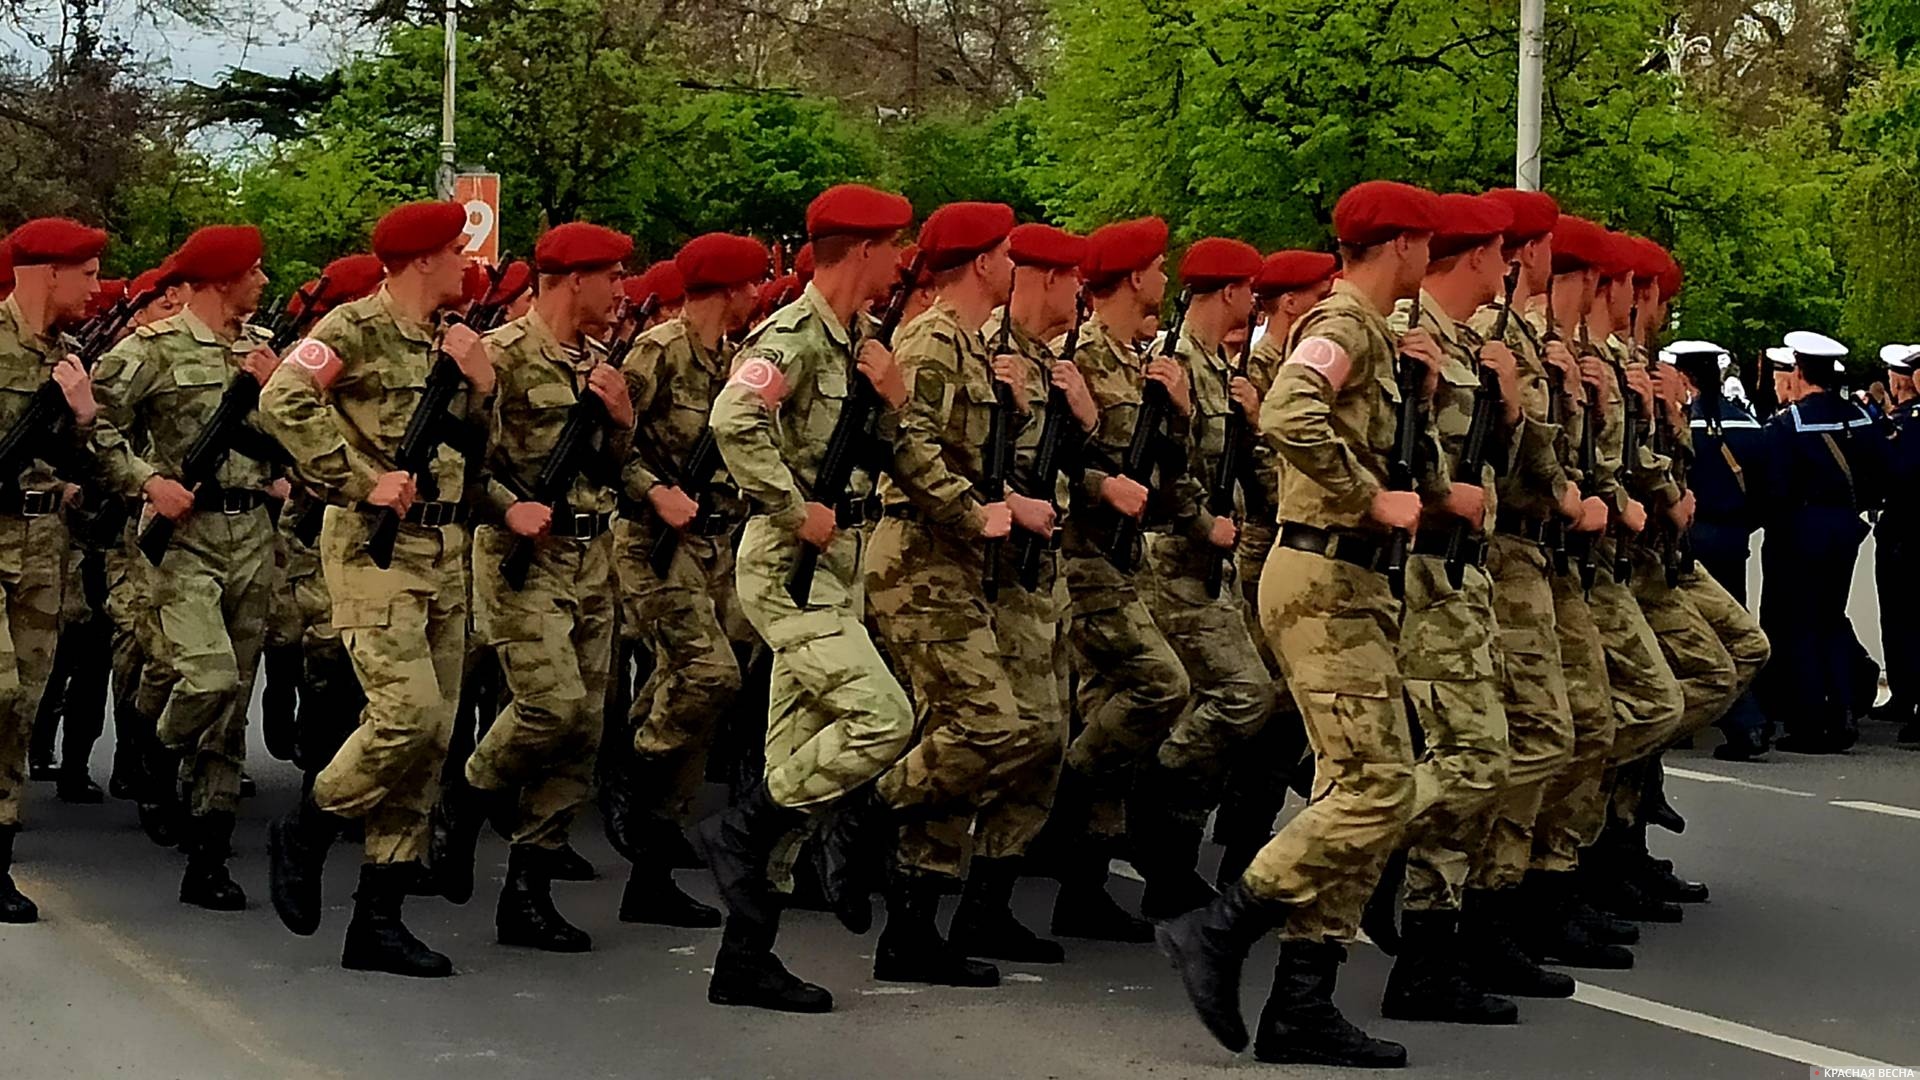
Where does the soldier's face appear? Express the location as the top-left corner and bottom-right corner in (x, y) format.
(1136, 256), (1167, 315)
(724, 282), (759, 332)
(980, 242), (1014, 306)
(1773, 369), (1797, 403)
(422, 243), (470, 308)
(867, 234), (910, 303)
(1396, 235), (1431, 297)
(1221, 281), (1255, 327)
(572, 267), (621, 333)
(46, 259), (101, 324)
(226, 263), (269, 314)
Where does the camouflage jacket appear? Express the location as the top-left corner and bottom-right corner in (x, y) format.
(877, 298), (1010, 541)
(1390, 292), (1504, 540)
(1469, 300), (1571, 524)
(258, 286), (492, 510)
(709, 282), (899, 533)
(482, 309), (628, 517)
(621, 314), (741, 526)
(1061, 309), (1193, 561)
(1245, 328), (1288, 520)
(90, 307), (278, 499)
(1158, 323), (1239, 568)
(986, 306), (1075, 518)
(1602, 334), (1680, 510)
(0, 296), (91, 494)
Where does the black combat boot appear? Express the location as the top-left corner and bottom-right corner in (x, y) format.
(427, 774), (502, 905)
(1526, 870), (1635, 968)
(619, 861), (722, 928)
(496, 845), (591, 953)
(1359, 848), (1406, 956)
(108, 719), (144, 801)
(1459, 888), (1574, 998)
(873, 870), (999, 987)
(1155, 881), (1288, 1052)
(180, 811), (247, 911)
(596, 751), (649, 865)
(1127, 783), (1219, 922)
(692, 780), (806, 924)
(260, 643), (303, 763)
(267, 789), (345, 936)
(0, 825), (38, 924)
(708, 908), (833, 1013)
(1621, 822), (1708, 903)
(950, 856), (1063, 964)
(548, 842), (596, 882)
(56, 766), (104, 804)
(341, 863), (454, 977)
(813, 786), (897, 935)
(1640, 759), (1685, 834)
(1051, 841), (1153, 943)
(1254, 940), (1408, 1068)
(136, 749), (183, 848)
(1582, 832), (1682, 923)
(1380, 909), (1519, 1024)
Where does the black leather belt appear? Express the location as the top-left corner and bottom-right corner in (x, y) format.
(1413, 532), (1489, 566)
(1277, 522), (1386, 573)
(616, 497), (733, 537)
(882, 504), (924, 522)
(1494, 510), (1549, 544)
(193, 489), (270, 514)
(0, 489), (63, 518)
(375, 500), (469, 527)
(547, 510), (613, 540)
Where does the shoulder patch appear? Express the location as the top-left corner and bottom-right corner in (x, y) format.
(728, 353), (790, 408)
(1285, 336), (1353, 392)
(133, 323), (162, 339)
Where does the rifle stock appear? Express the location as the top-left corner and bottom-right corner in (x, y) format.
(981, 292), (1017, 601)
(1103, 288), (1191, 573)
(366, 320), (472, 569)
(1014, 291), (1088, 590)
(1384, 293), (1427, 600)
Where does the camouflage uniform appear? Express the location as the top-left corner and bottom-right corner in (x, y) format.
(465, 311), (622, 850)
(260, 287), (489, 865)
(1251, 280), (1416, 943)
(1144, 325), (1275, 817)
(1240, 331), (1288, 665)
(90, 309), (278, 817)
(1060, 312), (1190, 833)
(614, 315), (749, 824)
(277, 495), (361, 771)
(0, 298), (83, 830)
(863, 299), (1059, 875)
(708, 283), (913, 813)
(1386, 295), (1511, 913)
(1675, 565), (1769, 732)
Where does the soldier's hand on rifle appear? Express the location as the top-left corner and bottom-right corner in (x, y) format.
(61, 483), (82, 510)
(1051, 361), (1098, 433)
(1100, 475), (1149, 519)
(368, 471), (417, 517)
(1557, 483), (1584, 523)
(857, 340), (908, 409)
(1229, 375), (1259, 422)
(505, 500), (552, 539)
(1208, 515), (1238, 550)
(52, 355), (96, 427)
(1478, 341), (1523, 425)
(1578, 354), (1611, 407)
(266, 477), (293, 501)
(242, 347), (279, 387)
(981, 501), (1013, 540)
(1007, 492), (1055, 537)
(1625, 366), (1656, 415)
(1577, 495), (1610, 534)
(441, 322), (496, 397)
(1397, 328), (1445, 399)
(1620, 497), (1648, 534)
(143, 475), (196, 523)
(991, 355), (1030, 414)
(1368, 489), (1422, 532)
(796, 501), (837, 550)
(648, 484), (698, 531)
(588, 365), (635, 428)
(1441, 481), (1486, 529)
(1665, 490), (1696, 531)
(1145, 356), (1192, 417)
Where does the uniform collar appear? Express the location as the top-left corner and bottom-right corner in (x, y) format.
(522, 308), (582, 370)
(1416, 289), (1466, 350)
(375, 285), (436, 345)
(177, 305), (228, 346)
(1177, 322), (1228, 372)
(799, 282), (850, 350)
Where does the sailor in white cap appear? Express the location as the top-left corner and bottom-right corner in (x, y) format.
(1880, 343), (1919, 405)
(1873, 343), (1920, 742)
(1765, 345), (1799, 412)
(1753, 331), (1889, 754)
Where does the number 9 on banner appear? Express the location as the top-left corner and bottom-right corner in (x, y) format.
(453, 172), (501, 264)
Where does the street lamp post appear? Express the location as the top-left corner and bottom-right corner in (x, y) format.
(1517, 0), (1545, 191)
(437, 0), (457, 199)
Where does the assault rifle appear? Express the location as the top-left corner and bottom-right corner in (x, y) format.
(0, 291), (147, 483)
(1203, 306), (1260, 599)
(1103, 287), (1191, 573)
(981, 288), (1018, 601)
(1441, 264), (1521, 588)
(1384, 292), (1427, 600)
(1014, 290), (1088, 590)
(784, 252), (924, 606)
(365, 316), (474, 569)
(1610, 306), (1644, 584)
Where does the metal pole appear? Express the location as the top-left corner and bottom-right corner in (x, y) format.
(437, 0), (458, 199)
(1516, 0), (1545, 191)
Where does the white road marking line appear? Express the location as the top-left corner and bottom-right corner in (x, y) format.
(1573, 984), (1896, 1069)
(1664, 766), (1817, 798)
(1831, 800), (1920, 821)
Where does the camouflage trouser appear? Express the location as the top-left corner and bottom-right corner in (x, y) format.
(107, 536), (177, 724)
(315, 508), (466, 866)
(281, 516), (358, 771)
(0, 511), (68, 827)
(467, 526), (615, 850)
(1471, 536), (1575, 890)
(867, 519), (1061, 875)
(1587, 538), (1684, 770)
(149, 507), (274, 817)
(975, 565), (1069, 861)
(1238, 519), (1282, 676)
(1631, 549), (1738, 752)
(1396, 555), (1510, 912)
(1533, 568), (1618, 868)
(1249, 544), (1415, 944)
(263, 525), (301, 651)
(1064, 556), (1189, 835)
(1145, 535), (1275, 819)
(613, 517), (746, 823)
(736, 517), (913, 812)
(1676, 565), (1768, 731)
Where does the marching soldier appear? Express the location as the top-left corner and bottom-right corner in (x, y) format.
(90, 224), (283, 910)
(608, 231), (767, 928)
(697, 184), (915, 1014)
(0, 217), (107, 925)
(1162, 180), (1441, 1069)
(260, 200), (498, 977)
(432, 222), (636, 953)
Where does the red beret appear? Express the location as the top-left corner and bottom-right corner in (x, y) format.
(1596, 232), (1645, 282)
(5, 218), (109, 266)
(793, 242), (815, 283)
(372, 200), (468, 267)
(86, 279), (126, 320)
(1658, 253), (1682, 302)
(676, 233), (770, 291)
(485, 260), (534, 306)
(1253, 250), (1339, 296)
(0, 244), (15, 293)
(1428, 193), (1515, 261)
(461, 261), (491, 305)
(625, 261), (685, 308)
(170, 224), (264, 284)
(319, 253), (386, 306)
(1622, 236), (1670, 285)
(287, 279), (322, 320)
(757, 274), (801, 318)
(534, 222), (633, 275)
(1482, 189), (1560, 244)
(129, 266), (170, 302)
(897, 244), (933, 286)
(1179, 237), (1263, 290)
(1333, 181), (1441, 248)
(806, 184), (913, 241)
(1008, 223), (1087, 270)
(1081, 217), (1169, 288)
(1549, 215), (1610, 274)
(917, 202), (1016, 272)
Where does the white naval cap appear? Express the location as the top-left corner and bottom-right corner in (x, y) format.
(1765, 346), (1797, 371)
(1880, 343), (1919, 372)
(1783, 330), (1848, 360)
(1660, 339), (1726, 364)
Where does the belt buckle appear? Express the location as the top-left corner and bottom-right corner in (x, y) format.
(572, 512), (596, 537)
(420, 503), (448, 527)
(22, 490), (57, 517)
(222, 495), (246, 516)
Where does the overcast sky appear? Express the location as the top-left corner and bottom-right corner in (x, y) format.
(5, 0), (365, 86)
